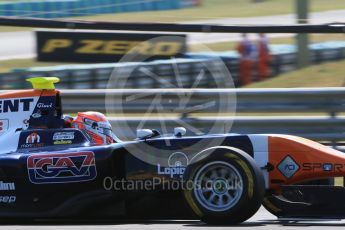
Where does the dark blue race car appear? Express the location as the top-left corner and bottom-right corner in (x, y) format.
(1, 77), (345, 224)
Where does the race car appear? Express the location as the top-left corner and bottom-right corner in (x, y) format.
(0, 77), (345, 224)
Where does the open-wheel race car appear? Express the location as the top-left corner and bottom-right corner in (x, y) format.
(1, 77), (345, 224)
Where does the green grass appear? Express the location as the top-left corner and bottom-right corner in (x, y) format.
(0, 26), (32, 32)
(0, 59), (76, 73)
(246, 60), (345, 88)
(0, 0), (344, 32)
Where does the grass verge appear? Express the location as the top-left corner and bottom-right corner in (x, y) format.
(246, 60), (345, 88)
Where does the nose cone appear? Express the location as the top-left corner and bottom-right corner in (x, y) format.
(268, 134), (345, 190)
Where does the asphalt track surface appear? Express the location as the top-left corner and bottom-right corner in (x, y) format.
(0, 10), (344, 60)
(1, 207), (345, 229)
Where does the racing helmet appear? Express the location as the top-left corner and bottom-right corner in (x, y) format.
(72, 111), (117, 145)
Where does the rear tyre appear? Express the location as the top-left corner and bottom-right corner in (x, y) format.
(183, 147), (265, 225)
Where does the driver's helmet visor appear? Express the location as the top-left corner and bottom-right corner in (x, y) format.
(83, 118), (120, 142)
(97, 121), (112, 135)
(83, 118), (110, 129)
(99, 124), (121, 143)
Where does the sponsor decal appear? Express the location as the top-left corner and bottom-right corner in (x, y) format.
(53, 132), (74, 145)
(26, 132), (40, 144)
(0, 196), (16, 204)
(21, 132), (44, 148)
(0, 98), (33, 113)
(37, 102), (53, 109)
(36, 31), (186, 63)
(31, 111), (42, 118)
(0, 181), (15, 191)
(157, 152), (189, 178)
(53, 132), (75, 141)
(0, 119), (9, 134)
(27, 152), (97, 184)
(53, 140), (72, 145)
(277, 155), (300, 179)
(22, 119), (29, 129)
(302, 162), (345, 172)
(323, 163), (333, 171)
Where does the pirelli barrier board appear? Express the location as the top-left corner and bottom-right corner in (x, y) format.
(36, 31), (187, 63)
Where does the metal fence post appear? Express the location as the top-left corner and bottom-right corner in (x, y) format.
(296, 0), (310, 68)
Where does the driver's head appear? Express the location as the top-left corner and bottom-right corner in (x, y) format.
(72, 111), (117, 145)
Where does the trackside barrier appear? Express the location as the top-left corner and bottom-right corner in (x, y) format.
(59, 88), (345, 142)
(2, 42), (345, 89)
(2, 58), (227, 89)
(0, 88), (342, 142)
(57, 88), (345, 116)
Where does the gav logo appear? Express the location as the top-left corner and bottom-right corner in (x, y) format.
(0, 181), (15, 191)
(27, 152), (97, 184)
(0, 98), (33, 113)
(157, 152), (189, 178)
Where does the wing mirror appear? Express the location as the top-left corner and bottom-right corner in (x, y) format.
(174, 127), (186, 137)
(136, 129), (154, 139)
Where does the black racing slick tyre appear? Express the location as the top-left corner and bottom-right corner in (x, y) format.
(183, 147), (265, 225)
(262, 195), (285, 217)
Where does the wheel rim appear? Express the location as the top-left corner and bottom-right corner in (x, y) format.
(193, 161), (244, 212)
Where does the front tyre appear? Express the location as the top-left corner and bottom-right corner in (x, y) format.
(183, 147), (265, 225)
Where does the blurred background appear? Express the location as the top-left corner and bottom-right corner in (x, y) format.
(0, 0), (344, 89)
(0, 0), (345, 150)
